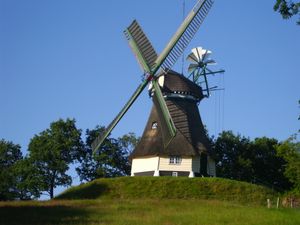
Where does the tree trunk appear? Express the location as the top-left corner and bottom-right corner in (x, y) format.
(50, 185), (54, 199)
(49, 172), (56, 199)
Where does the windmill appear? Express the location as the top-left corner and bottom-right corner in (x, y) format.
(92, 0), (218, 177)
(130, 48), (225, 177)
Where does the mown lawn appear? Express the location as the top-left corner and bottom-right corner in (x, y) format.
(0, 199), (299, 225)
(56, 177), (277, 205)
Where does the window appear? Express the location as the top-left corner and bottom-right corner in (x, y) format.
(151, 122), (158, 129)
(172, 171), (178, 177)
(169, 156), (182, 165)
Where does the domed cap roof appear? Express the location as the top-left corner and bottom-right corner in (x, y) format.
(156, 70), (204, 100)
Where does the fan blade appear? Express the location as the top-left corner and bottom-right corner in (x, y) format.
(188, 63), (199, 74)
(124, 20), (158, 73)
(202, 50), (212, 62)
(186, 52), (199, 63)
(190, 47), (212, 62)
(91, 78), (151, 152)
(151, 0), (214, 74)
(193, 47), (203, 61)
(152, 79), (176, 147)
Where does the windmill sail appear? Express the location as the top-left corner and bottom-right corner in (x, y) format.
(153, 0), (214, 73)
(91, 80), (149, 152)
(152, 80), (176, 147)
(124, 20), (158, 73)
(92, 0), (214, 152)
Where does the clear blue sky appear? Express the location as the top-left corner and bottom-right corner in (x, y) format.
(1, 0), (299, 195)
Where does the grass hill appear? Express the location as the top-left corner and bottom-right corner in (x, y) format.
(56, 176), (277, 205)
(1, 177), (300, 225)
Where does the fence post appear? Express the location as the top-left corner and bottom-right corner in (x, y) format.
(267, 199), (271, 208)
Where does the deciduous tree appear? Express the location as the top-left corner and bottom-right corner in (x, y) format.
(213, 131), (252, 181)
(277, 136), (300, 193)
(213, 131), (292, 191)
(250, 137), (291, 191)
(13, 157), (43, 199)
(76, 126), (139, 182)
(274, 0), (300, 24)
(0, 139), (22, 200)
(27, 118), (83, 199)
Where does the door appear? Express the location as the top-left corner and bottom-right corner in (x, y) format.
(200, 153), (208, 176)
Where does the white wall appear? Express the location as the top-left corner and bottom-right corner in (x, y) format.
(131, 155), (216, 177)
(159, 157), (192, 171)
(131, 157), (159, 175)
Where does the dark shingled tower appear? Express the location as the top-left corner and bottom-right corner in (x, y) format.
(130, 70), (213, 171)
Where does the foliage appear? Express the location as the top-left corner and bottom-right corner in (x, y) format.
(13, 158), (43, 200)
(213, 131), (292, 191)
(250, 137), (291, 190)
(274, 0), (300, 24)
(213, 131), (252, 181)
(298, 99), (300, 133)
(117, 132), (140, 174)
(75, 126), (107, 182)
(2, 117), (299, 200)
(27, 118), (83, 199)
(1, 199), (300, 225)
(76, 126), (138, 182)
(276, 136), (300, 193)
(56, 176), (276, 205)
(0, 139), (22, 200)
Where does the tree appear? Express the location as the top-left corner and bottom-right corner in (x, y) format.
(76, 126), (115, 182)
(28, 118), (83, 199)
(76, 126), (139, 182)
(298, 100), (300, 133)
(117, 132), (140, 175)
(0, 139), (22, 200)
(250, 137), (291, 191)
(213, 131), (253, 181)
(277, 136), (300, 193)
(274, 0), (300, 24)
(213, 131), (291, 191)
(13, 157), (43, 200)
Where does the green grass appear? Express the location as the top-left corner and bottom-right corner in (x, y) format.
(0, 199), (299, 225)
(1, 177), (297, 225)
(56, 177), (277, 205)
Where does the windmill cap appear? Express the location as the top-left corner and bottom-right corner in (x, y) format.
(154, 70), (204, 101)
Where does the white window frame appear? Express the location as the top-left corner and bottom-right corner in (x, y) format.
(169, 156), (182, 165)
(172, 171), (178, 177)
(151, 122), (158, 129)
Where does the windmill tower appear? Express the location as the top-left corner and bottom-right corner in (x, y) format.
(130, 47), (224, 177)
(91, 0), (222, 177)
